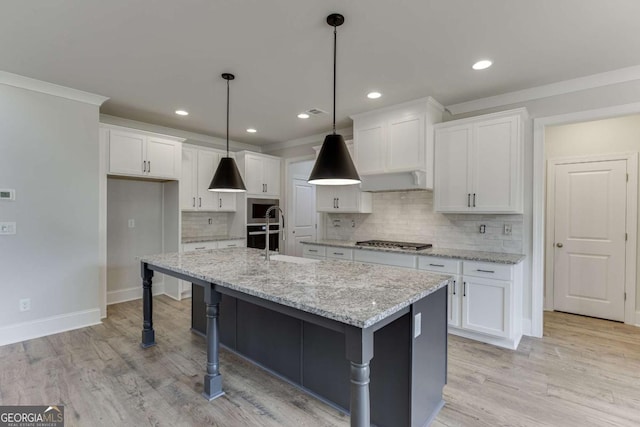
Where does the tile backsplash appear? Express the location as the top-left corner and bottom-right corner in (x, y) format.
(182, 211), (229, 241)
(324, 191), (523, 254)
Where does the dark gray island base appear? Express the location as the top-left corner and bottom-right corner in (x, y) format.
(140, 248), (449, 427)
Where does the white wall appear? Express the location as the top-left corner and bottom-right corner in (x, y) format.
(0, 84), (101, 343)
(107, 178), (164, 295)
(545, 114), (640, 310)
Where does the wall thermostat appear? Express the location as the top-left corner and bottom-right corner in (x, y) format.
(0, 189), (15, 201)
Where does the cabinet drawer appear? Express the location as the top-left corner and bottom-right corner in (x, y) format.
(182, 242), (218, 252)
(463, 261), (512, 281)
(326, 247), (353, 260)
(354, 250), (416, 269)
(418, 256), (460, 274)
(303, 245), (326, 258)
(218, 239), (245, 249)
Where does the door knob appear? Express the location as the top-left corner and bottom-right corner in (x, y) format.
(556, 243), (563, 248)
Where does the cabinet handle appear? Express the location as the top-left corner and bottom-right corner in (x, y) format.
(467, 193), (470, 207)
(192, 197), (196, 207)
(148, 161), (151, 173)
(265, 183), (268, 193)
(476, 269), (495, 274)
(227, 244), (236, 247)
(199, 197), (202, 207)
(463, 282), (467, 297)
(452, 280), (456, 295)
(336, 197), (339, 209)
(143, 160), (147, 172)
(309, 249), (318, 253)
(219, 198), (222, 208)
(429, 263), (445, 267)
(195, 246), (206, 250)
(473, 193), (476, 207)
(333, 198), (337, 208)
(333, 252), (344, 256)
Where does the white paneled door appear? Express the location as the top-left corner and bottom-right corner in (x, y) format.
(553, 159), (627, 321)
(289, 178), (316, 257)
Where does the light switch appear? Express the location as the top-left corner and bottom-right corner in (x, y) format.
(414, 312), (422, 338)
(0, 222), (16, 235)
(128, 219), (135, 228)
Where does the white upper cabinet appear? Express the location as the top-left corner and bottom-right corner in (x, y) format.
(236, 152), (281, 197)
(314, 142), (372, 213)
(351, 97), (443, 191)
(181, 145), (236, 212)
(434, 108), (527, 214)
(105, 126), (183, 180)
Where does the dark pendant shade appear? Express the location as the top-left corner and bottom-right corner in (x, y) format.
(208, 157), (247, 192)
(308, 133), (361, 185)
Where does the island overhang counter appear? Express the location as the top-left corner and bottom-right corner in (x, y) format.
(140, 248), (450, 427)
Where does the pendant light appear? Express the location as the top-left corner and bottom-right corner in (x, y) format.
(208, 73), (247, 192)
(308, 13), (361, 185)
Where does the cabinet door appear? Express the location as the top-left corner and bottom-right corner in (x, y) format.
(335, 185), (359, 212)
(146, 137), (180, 179)
(197, 150), (220, 210)
(244, 155), (265, 194)
(217, 192), (237, 212)
(471, 116), (520, 212)
(316, 186), (337, 212)
(448, 277), (461, 328)
(108, 130), (145, 176)
(263, 157), (281, 196)
(354, 123), (385, 174)
(461, 276), (511, 338)
(180, 148), (198, 210)
(434, 125), (473, 212)
(387, 113), (424, 172)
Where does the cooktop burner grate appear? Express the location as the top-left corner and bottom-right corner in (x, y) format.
(355, 240), (432, 251)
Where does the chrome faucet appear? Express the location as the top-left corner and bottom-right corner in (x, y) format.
(265, 206), (285, 261)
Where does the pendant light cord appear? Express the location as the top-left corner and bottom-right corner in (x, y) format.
(332, 25), (337, 135)
(226, 78), (230, 157)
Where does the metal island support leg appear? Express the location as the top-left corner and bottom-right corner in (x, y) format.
(345, 326), (374, 427)
(140, 263), (156, 348)
(203, 285), (225, 401)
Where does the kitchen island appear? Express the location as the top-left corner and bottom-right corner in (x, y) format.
(140, 248), (450, 427)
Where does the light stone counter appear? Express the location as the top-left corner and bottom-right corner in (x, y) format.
(181, 235), (245, 244)
(141, 247), (450, 328)
(302, 239), (525, 264)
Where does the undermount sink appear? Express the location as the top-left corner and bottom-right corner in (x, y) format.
(268, 254), (320, 265)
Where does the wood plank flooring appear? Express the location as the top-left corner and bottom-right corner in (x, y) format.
(1, 296), (639, 426)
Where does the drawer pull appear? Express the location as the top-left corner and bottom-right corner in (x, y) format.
(309, 249), (318, 253)
(227, 244), (237, 247)
(429, 263), (445, 267)
(333, 252), (344, 256)
(476, 269), (495, 274)
(195, 246), (206, 250)
(452, 280), (456, 295)
(463, 281), (467, 297)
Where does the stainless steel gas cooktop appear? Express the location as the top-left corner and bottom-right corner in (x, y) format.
(355, 240), (432, 251)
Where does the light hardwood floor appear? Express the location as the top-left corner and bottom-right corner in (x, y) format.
(1, 296), (639, 427)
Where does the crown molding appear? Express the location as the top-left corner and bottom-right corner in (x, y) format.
(0, 70), (108, 106)
(262, 127), (352, 153)
(99, 114), (262, 152)
(446, 64), (640, 115)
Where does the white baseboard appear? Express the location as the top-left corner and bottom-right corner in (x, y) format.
(107, 281), (165, 305)
(636, 310), (640, 327)
(522, 318), (532, 337)
(0, 308), (101, 347)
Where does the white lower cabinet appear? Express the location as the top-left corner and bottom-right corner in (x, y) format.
(303, 243), (523, 349)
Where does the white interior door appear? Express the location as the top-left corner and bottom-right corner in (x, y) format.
(553, 159), (627, 321)
(289, 178), (316, 257)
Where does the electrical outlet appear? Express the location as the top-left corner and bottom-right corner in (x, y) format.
(504, 224), (512, 235)
(19, 298), (30, 312)
(414, 312), (422, 338)
(0, 222), (16, 235)
(128, 219), (135, 228)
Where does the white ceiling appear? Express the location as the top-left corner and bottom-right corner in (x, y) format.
(2, 1), (640, 146)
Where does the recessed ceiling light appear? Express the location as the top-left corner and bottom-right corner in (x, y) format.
(175, 109), (189, 116)
(297, 113), (310, 119)
(472, 60), (492, 70)
(246, 128), (257, 133)
(367, 92), (382, 99)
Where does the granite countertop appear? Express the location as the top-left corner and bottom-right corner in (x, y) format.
(141, 248), (451, 329)
(182, 236), (246, 244)
(301, 240), (525, 264)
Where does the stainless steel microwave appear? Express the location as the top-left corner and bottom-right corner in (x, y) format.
(247, 198), (279, 223)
